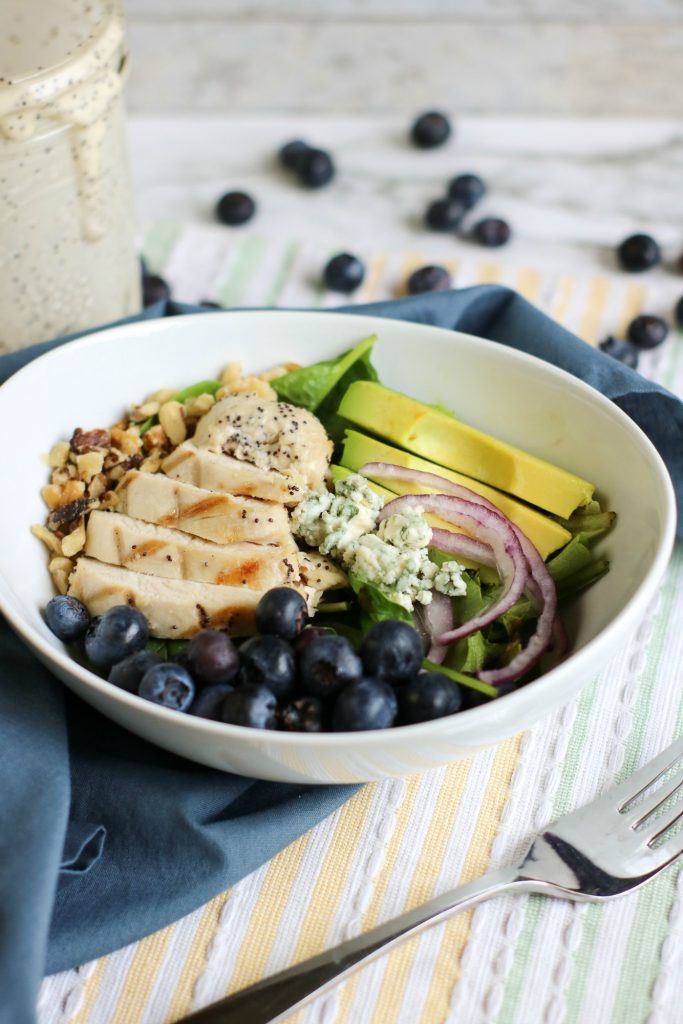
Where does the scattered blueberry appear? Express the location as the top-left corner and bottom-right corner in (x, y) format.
(279, 696), (325, 732)
(299, 634), (363, 700)
(676, 296), (683, 328)
(407, 264), (452, 295)
(410, 111), (452, 149)
(200, 299), (222, 309)
(239, 635), (296, 699)
(599, 336), (639, 370)
(627, 314), (669, 350)
(278, 139), (310, 171)
(185, 629), (240, 686)
(109, 649), (161, 693)
(215, 191), (256, 226)
(297, 148), (335, 188)
(332, 677), (398, 731)
(424, 197), (466, 232)
(255, 587), (308, 640)
(473, 217), (511, 248)
(617, 233), (661, 272)
(138, 662), (195, 712)
(142, 273), (171, 307)
(399, 671), (462, 724)
(323, 252), (366, 294)
(360, 620), (423, 685)
(448, 173), (486, 209)
(45, 594), (90, 643)
(84, 606), (149, 670)
(189, 683), (235, 720)
(221, 684), (278, 729)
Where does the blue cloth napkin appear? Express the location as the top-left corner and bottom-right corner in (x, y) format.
(2, 286), (682, 1024)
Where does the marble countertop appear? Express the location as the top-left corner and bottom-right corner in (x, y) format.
(128, 114), (683, 284)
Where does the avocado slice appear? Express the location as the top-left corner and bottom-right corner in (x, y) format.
(339, 431), (572, 560)
(338, 381), (595, 518)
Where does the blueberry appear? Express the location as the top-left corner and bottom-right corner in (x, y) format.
(399, 671), (462, 724)
(410, 111), (452, 149)
(239, 635), (296, 699)
(142, 273), (171, 307)
(215, 191), (256, 226)
(279, 696), (325, 732)
(108, 649), (161, 693)
(332, 677), (398, 731)
(189, 683), (235, 720)
(627, 314), (668, 350)
(45, 594), (90, 643)
(473, 217), (511, 248)
(255, 587), (308, 640)
(617, 233), (661, 272)
(424, 197), (466, 232)
(297, 148), (335, 188)
(299, 634), (363, 699)
(448, 173), (486, 209)
(84, 605), (149, 670)
(360, 620), (424, 685)
(323, 252), (366, 294)
(294, 626), (333, 656)
(407, 264), (452, 295)
(138, 662), (195, 712)
(599, 336), (639, 370)
(676, 296), (683, 329)
(279, 139), (310, 171)
(200, 299), (222, 309)
(220, 684), (278, 729)
(185, 629), (240, 685)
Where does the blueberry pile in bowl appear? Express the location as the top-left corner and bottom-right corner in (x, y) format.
(45, 587), (466, 732)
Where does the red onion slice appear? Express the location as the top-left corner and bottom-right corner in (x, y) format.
(363, 461), (560, 685)
(430, 527), (497, 569)
(378, 491), (529, 643)
(423, 591), (454, 664)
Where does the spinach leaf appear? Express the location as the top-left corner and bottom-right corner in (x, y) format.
(174, 379), (222, 403)
(272, 335), (377, 413)
(347, 571), (413, 631)
(146, 637), (168, 659)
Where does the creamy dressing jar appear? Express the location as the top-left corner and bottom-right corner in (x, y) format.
(0, 0), (141, 351)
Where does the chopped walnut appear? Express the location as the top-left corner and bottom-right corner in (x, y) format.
(48, 441), (71, 468)
(49, 556), (73, 595)
(31, 523), (62, 555)
(184, 392), (215, 418)
(70, 427), (111, 454)
(111, 426), (143, 455)
(220, 361), (242, 386)
(76, 451), (105, 482)
(61, 520), (87, 557)
(142, 424), (169, 451)
(159, 400), (187, 446)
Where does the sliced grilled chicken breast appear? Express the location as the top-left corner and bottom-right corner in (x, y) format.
(68, 558), (261, 638)
(118, 470), (289, 545)
(85, 510), (299, 588)
(297, 551), (348, 591)
(162, 443), (297, 504)
(192, 393), (332, 494)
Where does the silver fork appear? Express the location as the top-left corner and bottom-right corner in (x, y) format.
(180, 735), (683, 1024)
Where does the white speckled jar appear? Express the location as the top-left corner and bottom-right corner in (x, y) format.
(0, 0), (141, 352)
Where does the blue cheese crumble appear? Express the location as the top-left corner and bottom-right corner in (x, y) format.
(291, 474), (466, 611)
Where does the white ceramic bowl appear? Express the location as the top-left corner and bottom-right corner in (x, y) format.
(0, 311), (675, 783)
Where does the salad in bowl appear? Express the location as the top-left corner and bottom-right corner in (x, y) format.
(0, 311), (673, 781)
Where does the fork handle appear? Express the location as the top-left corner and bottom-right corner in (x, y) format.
(180, 865), (523, 1024)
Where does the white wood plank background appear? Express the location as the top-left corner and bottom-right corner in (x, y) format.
(123, 1), (683, 115)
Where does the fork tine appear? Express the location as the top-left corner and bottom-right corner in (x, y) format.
(646, 804), (683, 847)
(608, 735), (683, 811)
(650, 817), (683, 868)
(622, 766), (683, 829)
